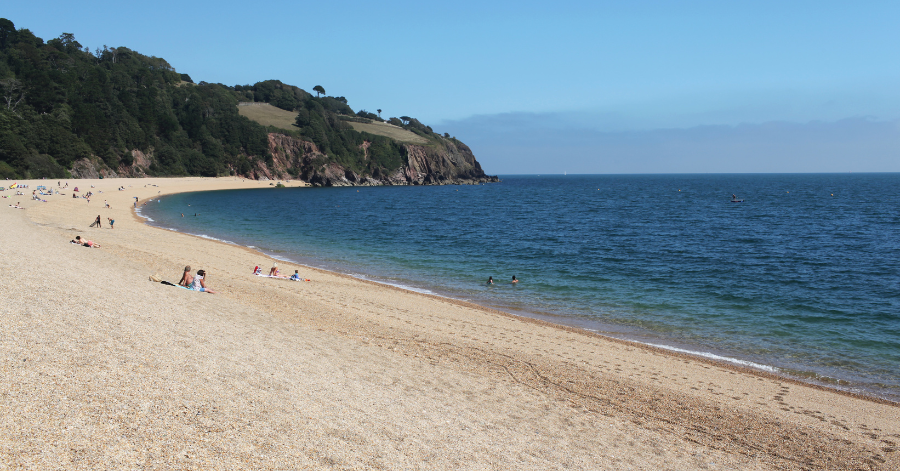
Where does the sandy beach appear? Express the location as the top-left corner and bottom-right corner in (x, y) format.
(1, 177), (897, 470)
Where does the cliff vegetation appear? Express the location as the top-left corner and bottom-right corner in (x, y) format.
(0, 19), (497, 186)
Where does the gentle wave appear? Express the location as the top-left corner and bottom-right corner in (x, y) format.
(640, 342), (778, 372)
(184, 233), (237, 245)
(348, 274), (437, 295)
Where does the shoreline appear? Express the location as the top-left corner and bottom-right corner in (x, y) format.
(4, 176), (898, 469)
(137, 186), (898, 405)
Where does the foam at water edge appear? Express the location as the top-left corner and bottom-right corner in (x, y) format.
(349, 273), (438, 295)
(642, 342), (779, 372)
(134, 209), (153, 222)
(186, 233), (237, 245)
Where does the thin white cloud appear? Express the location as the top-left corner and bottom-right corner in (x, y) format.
(440, 114), (900, 174)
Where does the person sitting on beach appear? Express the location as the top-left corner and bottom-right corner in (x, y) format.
(290, 270), (301, 281)
(269, 263), (279, 277)
(189, 269), (216, 293)
(178, 266), (193, 287)
(253, 265), (262, 275)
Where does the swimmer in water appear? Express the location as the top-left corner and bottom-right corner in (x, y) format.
(512, 275), (518, 284)
(487, 276), (494, 285)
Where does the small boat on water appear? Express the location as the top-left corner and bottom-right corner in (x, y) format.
(730, 199), (744, 203)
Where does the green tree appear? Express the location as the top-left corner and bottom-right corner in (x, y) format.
(0, 18), (15, 50)
(0, 21), (483, 182)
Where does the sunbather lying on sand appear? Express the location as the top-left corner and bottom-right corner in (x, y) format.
(264, 263), (289, 278)
(71, 236), (100, 247)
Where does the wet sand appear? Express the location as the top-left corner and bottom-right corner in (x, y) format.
(1, 177), (897, 469)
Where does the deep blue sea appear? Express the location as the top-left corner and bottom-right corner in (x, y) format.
(140, 174), (900, 400)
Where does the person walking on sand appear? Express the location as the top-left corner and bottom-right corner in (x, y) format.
(90, 215), (102, 228)
(190, 269), (216, 293)
(178, 266), (193, 287)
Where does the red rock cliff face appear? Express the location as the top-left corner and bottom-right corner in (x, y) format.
(262, 133), (498, 187)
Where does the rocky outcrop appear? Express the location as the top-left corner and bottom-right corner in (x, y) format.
(398, 139), (494, 185)
(116, 150), (151, 177)
(65, 134), (498, 187)
(71, 150), (152, 179)
(70, 158), (118, 179)
(264, 133), (498, 187)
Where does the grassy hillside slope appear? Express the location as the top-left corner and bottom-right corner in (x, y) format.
(346, 121), (428, 144)
(237, 104), (298, 132)
(238, 103), (427, 144)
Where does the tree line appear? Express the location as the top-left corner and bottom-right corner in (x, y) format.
(0, 19), (455, 180)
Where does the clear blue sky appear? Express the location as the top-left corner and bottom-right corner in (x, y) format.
(5, 1), (899, 173)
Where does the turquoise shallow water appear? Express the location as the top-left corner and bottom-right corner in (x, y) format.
(140, 174), (900, 400)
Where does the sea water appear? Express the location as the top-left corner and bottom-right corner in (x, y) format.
(140, 174), (900, 400)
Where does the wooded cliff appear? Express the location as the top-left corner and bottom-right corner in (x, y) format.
(0, 19), (497, 186)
